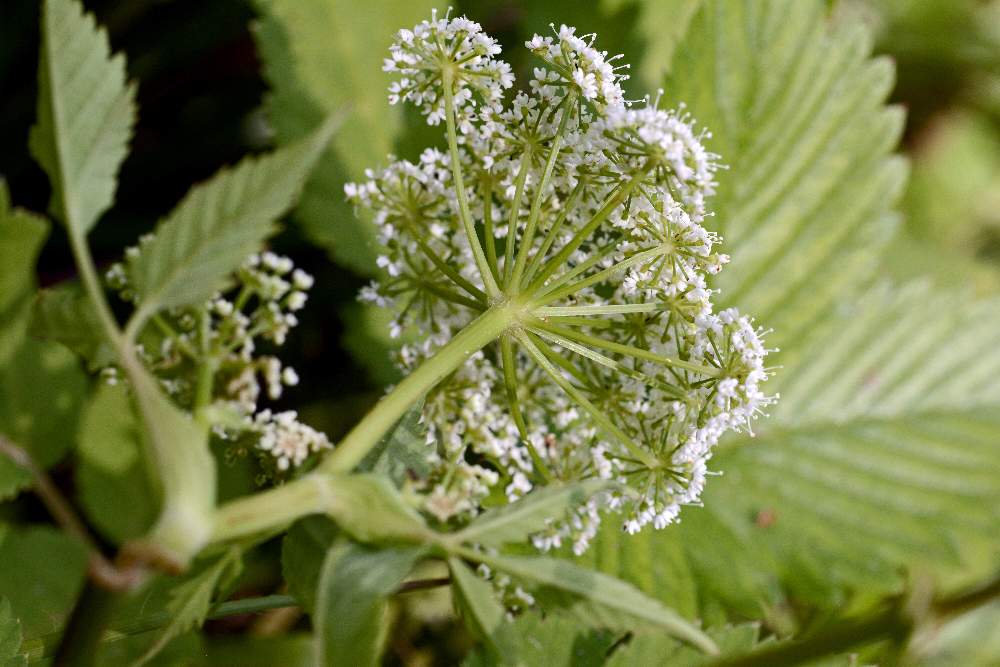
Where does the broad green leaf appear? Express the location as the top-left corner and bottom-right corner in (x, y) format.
(127, 117), (337, 323)
(635, 0), (704, 88)
(0, 180), (49, 358)
(456, 479), (612, 547)
(358, 401), (431, 485)
(663, 0), (906, 351)
(581, 1), (1000, 624)
(31, 283), (117, 371)
(138, 547), (244, 665)
(282, 516), (338, 613)
(199, 634), (314, 667)
(0, 181), (57, 501)
(0, 336), (87, 496)
(29, 0), (135, 235)
(605, 621), (855, 666)
(251, 0), (442, 273)
(448, 558), (517, 663)
(462, 611), (615, 667)
(76, 382), (158, 543)
(0, 524), (88, 640)
(473, 552), (717, 654)
(0, 598), (27, 667)
(315, 543), (425, 666)
(606, 622), (759, 666)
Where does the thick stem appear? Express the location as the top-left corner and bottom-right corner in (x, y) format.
(322, 303), (516, 473)
(442, 71), (501, 299)
(211, 473), (333, 542)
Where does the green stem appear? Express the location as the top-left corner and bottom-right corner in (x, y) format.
(211, 473), (334, 542)
(521, 182), (583, 287)
(481, 176), (500, 283)
(320, 303), (517, 473)
(534, 302), (667, 317)
(68, 230), (123, 351)
(500, 335), (553, 481)
(509, 92), (576, 289)
(527, 170), (644, 294)
(193, 310), (215, 421)
(533, 244), (669, 306)
(530, 319), (722, 378)
(442, 70), (501, 299)
(514, 330), (657, 468)
(503, 148), (532, 285)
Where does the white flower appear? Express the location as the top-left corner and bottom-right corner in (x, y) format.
(349, 14), (775, 552)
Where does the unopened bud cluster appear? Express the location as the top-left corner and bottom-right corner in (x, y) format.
(349, 13), (774, 553)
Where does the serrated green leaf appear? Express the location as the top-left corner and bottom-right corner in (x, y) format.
(282, 516), (338, 614)
(315, 543), (425, 666)
(456, 479), (612, 547)
(137, 547), (243, 666)
(448, 558), (517, 664)
(251, 0), (442, 273)
(578, 0), (1000, 623)
(607, 622), (760, 666)
(635, 0), (703, 88)
(702, 287), (1000, 602)
(358, 401), (431, 485)
(0, 524), (88, 640)
(127, 118), (337, 323)
(663, 0), (906, 350)
(462, 610), (615, 667)
(0, 598), (27, 667)
(31, 283), (117, 371)
(473, 552), (717, 654)
(76, 382), (158, 543)
(29, 0), (134, 235)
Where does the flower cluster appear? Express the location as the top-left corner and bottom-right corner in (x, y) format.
(349, 17), (774, 553)
(107, 249), (330, 477)
(384, 9), (513, 126)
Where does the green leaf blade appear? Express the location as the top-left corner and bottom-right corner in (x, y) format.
(448, 558), (517, 664)
(475, 553), (717, 655)
(29, 0), (135, 235)
(127, 117), (337, 321)
(315, 543), (424, 666)
(251, 0), (442, 273)
(456, 479), (612, 547)
(138, 547), (244, 665)
(0, 598), (27, 667)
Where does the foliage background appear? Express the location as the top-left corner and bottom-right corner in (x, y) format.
(0, 0), (998, 664)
